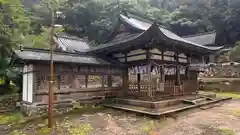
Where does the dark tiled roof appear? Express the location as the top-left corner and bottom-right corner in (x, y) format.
(13, 48), (111, 65)
(182, 32), (216, 45)
(54, 34), (90, 53)
(89, 32), (146, 52)
(89, 14), (222, 54)
(119, 14), (222, 51)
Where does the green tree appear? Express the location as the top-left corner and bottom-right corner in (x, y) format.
(230, 41), (240, 61)
(0, 0), (30, 58)
(0, 0), (30, 90)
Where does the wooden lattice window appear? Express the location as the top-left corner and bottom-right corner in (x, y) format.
(36, 74), (47, 90)
(87, 75), (102, 88)
(60, 75), (69, 89)
(36, 74), (60, 90)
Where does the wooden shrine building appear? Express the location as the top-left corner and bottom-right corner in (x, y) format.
(12, 13), (223, 114)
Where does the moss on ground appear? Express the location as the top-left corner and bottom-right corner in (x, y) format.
(215, 92), (240, 98)
(228, 109), (240, 117)
(0, 112), (23, 125)
(218, 127), (234, 135)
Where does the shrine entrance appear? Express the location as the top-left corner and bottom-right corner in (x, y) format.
(87, 13), (220, 101)
(127, 60), (188, 99)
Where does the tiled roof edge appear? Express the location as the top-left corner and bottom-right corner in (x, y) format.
(14, 47), (87, 56)
(182, 31), (216, 38)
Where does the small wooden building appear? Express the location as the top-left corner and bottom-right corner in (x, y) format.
(12, 13), (222, 112)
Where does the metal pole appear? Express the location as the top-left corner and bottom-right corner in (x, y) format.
(48, 10), (55, 128)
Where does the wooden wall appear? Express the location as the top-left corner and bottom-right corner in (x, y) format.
(32, 63), (123, 103)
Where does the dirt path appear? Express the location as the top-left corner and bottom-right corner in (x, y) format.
(3, 99), (240, 135)
(159, 99), (240, 135)
(75, 99), (240, 135)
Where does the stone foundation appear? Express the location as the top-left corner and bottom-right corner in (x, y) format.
(20, 98), (105, 116)
(112, 95), (198, 109)
(201, 79), (240, 92)
(0, 94), (20, 111)
(20, 100), (75, 116)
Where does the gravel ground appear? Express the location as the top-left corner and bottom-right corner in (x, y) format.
(159, 99), (240, 135)
(2, 99), (240, 135)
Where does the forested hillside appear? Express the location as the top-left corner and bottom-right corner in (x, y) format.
(18, 0), (240, 46)
(1, 0), (240, 52)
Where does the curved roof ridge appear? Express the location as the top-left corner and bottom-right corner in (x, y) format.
(182, 31), (216, 38)
(120, 13), (169, 30)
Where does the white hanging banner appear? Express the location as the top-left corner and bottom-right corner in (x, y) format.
(180, 66), (186, 75)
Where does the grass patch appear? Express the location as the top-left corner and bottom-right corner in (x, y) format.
(218, 127), (234, 135)
(9, 130), (26, 135)
(140, 117), (174, 134)
(35, 117), (93, 135)
(215, 92), (240, 98)
(228, 109), (240, 117)
(0, 112), (23, 125)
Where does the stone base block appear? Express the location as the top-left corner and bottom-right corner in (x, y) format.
(20, 100), (80, 116)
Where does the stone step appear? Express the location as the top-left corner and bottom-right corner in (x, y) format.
(183, 97), (208, 105)
(194, 97), (207, 103)
(103, 97), (232, 117)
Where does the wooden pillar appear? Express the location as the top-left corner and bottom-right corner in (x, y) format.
(202, 55), (205, 64)
(101, 75), (105, 88)
(184, 55), (190, 94)
(160, 65), (165, 91)
(123, 68), (129, 96)
(137, 73), (141, 93)
(147, 62), (152, 97)
(123, 53), (129, 96)
(146, 46), (152, 98)
(85, 75), (88, 88)
(186, 55), (190, 80)
(175, 53), (179, 85)
(32, 66), (37, 103)
(107, 75), (112, 87)
(175, 53), (181, 95)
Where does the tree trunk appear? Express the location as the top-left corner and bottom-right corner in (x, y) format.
(3, 76), (10, 88)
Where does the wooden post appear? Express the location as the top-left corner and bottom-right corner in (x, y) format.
(123, 53), (128, 96)
(147, 61), (152, 97)
(186, 55), (190, 80)
(107, 75), (112, 87)
(32, 67), (36, 103)
(175, 52), (182, 95)
(174, 53), (178, 95)
(146, 46), (152, 98)
(101, 75), (105, 88)
(123, 68), (129, 96)
(161, 66), (165, 82)
(48, 11), (55, 128)
(85, 75), (88, 88)
(137, 73), (141, 93)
